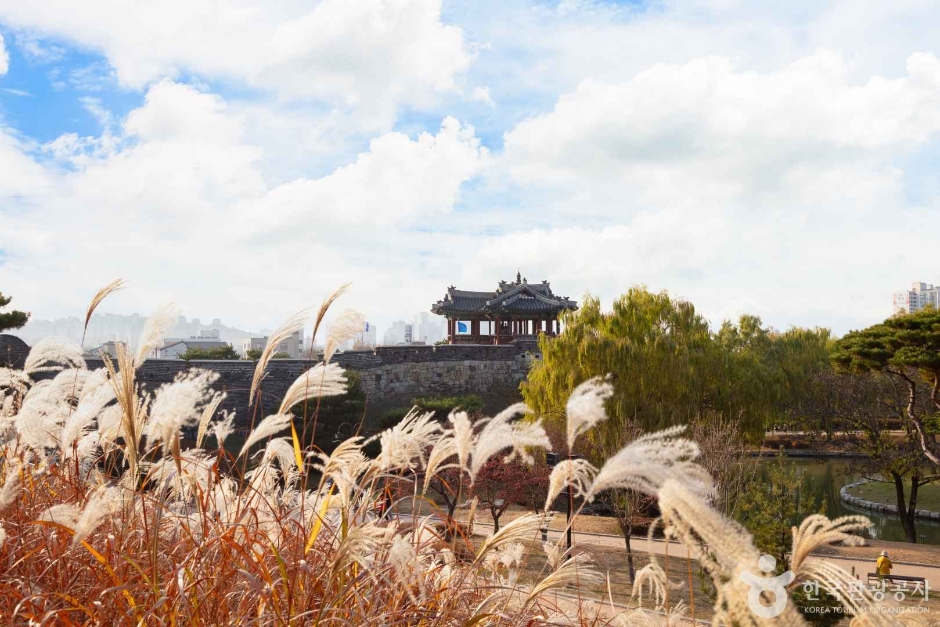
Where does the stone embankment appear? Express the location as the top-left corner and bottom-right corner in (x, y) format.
(71, 344), (538, 426)
(840, 480), (940, 521)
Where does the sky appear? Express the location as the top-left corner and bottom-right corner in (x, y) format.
(1, 0), (939, 337)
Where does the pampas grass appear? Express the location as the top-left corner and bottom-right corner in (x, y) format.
(276, 362), (346, 415)
(134, 303), (180, 366)
(24, 337), (86, 375)
(566, 375), (613, 450)
(238, 412), (292, 458)
(146, 369), (220, 455)
(83, 279), (126, 343)
(0, 281), (926, 627)
(324, 308), (366, 363)
(249, 306), (314, 406)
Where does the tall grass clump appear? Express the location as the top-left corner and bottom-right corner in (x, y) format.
(0, 284), (926, 625)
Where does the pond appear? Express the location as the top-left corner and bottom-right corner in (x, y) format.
(757, 457), (940, 545)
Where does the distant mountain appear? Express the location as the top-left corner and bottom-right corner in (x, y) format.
(10, 313), (260, 349)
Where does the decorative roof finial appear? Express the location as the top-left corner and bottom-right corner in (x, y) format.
(516, 269), (521, 283)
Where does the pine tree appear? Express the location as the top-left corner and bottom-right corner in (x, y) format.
(0, 292), (29, 333)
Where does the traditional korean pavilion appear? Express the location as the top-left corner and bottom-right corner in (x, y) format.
(431, 272), (578, 345)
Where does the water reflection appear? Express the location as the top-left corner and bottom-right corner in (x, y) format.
(756, 458), (940, 545)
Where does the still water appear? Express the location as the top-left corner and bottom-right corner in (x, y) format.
(757, 458), (940, 545)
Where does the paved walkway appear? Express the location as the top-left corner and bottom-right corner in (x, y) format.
(470, 521), (940, 589)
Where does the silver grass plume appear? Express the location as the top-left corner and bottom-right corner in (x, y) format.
(60, 369), (114, 454)
(789, 516), (890, 624)
(195, 393), (225, 449)
(374, 408), (441, 472)
(249, 307), (314, 406)
(308, 283), (351, 357)
(239, 413), (291, 458)
(83, 279), (126, 342)
(0, 460), (23, 511)
(255, 437), (296, 475)
(473, 513), (544, 565)
(657, 479), (806, 626)
(16, 372), (87, 449)
(276, 362), (347, 416)
(632, 560), (668, 608)
(544, 457), (596, 510)
(585, 425), (713, 502)
(566, 375), (613, 450)
(313, 436), (366, 481)
(24, 337), (86, 375)
(210, 411), (236, 448)
(145, 369), (219, 455)
(523, 551), (604, 609)
(324, 309), (366, 363)
(422, 435), (457, 494)
(102, 343), (145, 479)
(70, 485), (124, 546)
(789, 515), (869, 574)
(134, 303), (181, 367)
(468, 403), (550, 483)
(0, 368), (30, 412)
(449, 410), (474, 472)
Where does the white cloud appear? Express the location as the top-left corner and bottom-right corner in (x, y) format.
(491, 50), (940, 331)
(0, 34), (8, 75)
(0, 82), (487, 330)
(470, 86), (495, 107)
(503, 51), (940, 188)
(0, 0), (471, 127)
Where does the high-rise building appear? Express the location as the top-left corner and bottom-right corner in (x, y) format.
(894, 282), (940, 315)
(412, 312), (445, 344)
(241, 330), (304, 358)
(382, 320), (408, 345)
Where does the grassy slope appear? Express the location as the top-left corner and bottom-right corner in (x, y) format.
(847, 481), (940, 512)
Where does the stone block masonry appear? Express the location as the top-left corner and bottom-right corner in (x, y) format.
(78, 344), (536, 427)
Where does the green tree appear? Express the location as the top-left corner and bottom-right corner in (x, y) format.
(821, 369), (938, 542)
(179, 345), (240, 360)
(832, 308), (940, 466)
(0, 292), (29, 333)
(739, 453), (826, 564)
(715, 317), (833, 433)
(245, 348), (262, 360)
(272, 352), (290, 359)
(523, 288), (738, 439)
(738, 453), (841, 625)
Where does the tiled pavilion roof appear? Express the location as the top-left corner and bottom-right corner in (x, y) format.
(431, 273), (578, 317)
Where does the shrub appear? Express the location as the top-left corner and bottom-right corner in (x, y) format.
(179, 344), (240, 360)
(411, 393), (484, 417)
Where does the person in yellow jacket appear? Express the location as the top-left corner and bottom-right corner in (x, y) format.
(876, 550), (893, 577)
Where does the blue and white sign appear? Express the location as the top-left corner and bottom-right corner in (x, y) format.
(457, 321), (469, 334)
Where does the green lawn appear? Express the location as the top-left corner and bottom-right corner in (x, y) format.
(848, 481), (940, 512)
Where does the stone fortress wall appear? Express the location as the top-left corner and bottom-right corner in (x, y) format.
(71, 344), (537, 424)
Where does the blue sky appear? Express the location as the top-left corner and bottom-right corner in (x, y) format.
(1, 0), (940, 337)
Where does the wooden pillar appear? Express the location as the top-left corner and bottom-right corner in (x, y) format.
(448, 318), (454, 344)
(471, 318), (479, 342)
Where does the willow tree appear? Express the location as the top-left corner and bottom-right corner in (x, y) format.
(522, 288), (747, 439)
(832, 307), (940, 466)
